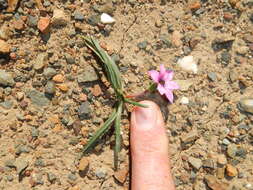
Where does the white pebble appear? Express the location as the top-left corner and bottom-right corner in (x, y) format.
(100, 13), (115, 24)
(178, 56), (198, 74)
(180, 97), (189, 104)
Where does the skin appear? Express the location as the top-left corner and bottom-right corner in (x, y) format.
(130, 100), (176, 190)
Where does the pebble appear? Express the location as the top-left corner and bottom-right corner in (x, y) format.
(0, 70), (15, 87)
(68, 173), (77, 182)
(0, 40), (11, 54)
(87, 15), (100, 26)
(45, 81), (56, 94)
(77, 66), (98, 83)
(219, 51), (231, 65)
(178, 56), (198, 74)
(78, 102), (91, 120)
(227, 144), (238, 158)
(47, 172), (57, 183)
(217, 154), (227, 165)
(238, 98), (253, 114)
(205, 175), (228, 190)
(34, 158), (45, 167)
(33, 53), (48, 71)
(91, 84), (102, 97)
(207, 72), (217, 82)
(113, 167), (129, 184)
(202, 159), (215, 169)
(174, 80), (193, 91)
(52, 74), (64, 83)
(43, 67), (57, 79)
(137, 41), (148, 50)
(27, 15), (38, 27)
(189, 1), (201, 11)
(181, 130), (198, 144)
(172, 30), (182, 47)
(222, 138), (230, 145)
(65, 53), (75, 64)
(226, 164), (238, 177)
(57, 84), (68, 92)
(0, 25), (11, 40)
(0, 100), (13, 109)
(180, 97), (189, 104)
(95, 168), (107, 179)
(78, 157), (89, 172)
(6, 175), (14, 181)
(52, 9), (70, 27)
(31, 127), (39, 138)
(5, 159), (16, 168)
(74, 11), (85, 21)
(16, 92), (24, 101)
(211, 38), (234, 51)
(15, 159), (29, 175)
(188, 156), (202, 170)
(37, 17), (50, 33)
(13, 19), (25, 30)
(27, 89), (50, 107)
(100, 13), (115, 24)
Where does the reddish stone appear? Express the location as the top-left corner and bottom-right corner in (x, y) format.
(37, 17), (50, 33)
(91, 84), (102, 97)
(9, 52), (17, 60)
(189, 1), (201, 11)
(224, 12), (233, 21)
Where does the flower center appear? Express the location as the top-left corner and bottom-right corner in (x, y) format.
(160, 80), (165, 86)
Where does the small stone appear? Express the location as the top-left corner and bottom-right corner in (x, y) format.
(6, 175), (14, 181)
(227, 144), (238, 158)
(217, 154), (227, 165)
(57, 84), (68, 92)
(87, 15), (100, 26)
(178, 56), (198, 73)
(33, 53), (48, 71)
(224, 12), (233, 21)
(68, 173), (77, 182)
(226, 164), (238, 177)
(13, 19), (25, 30)
(78, 157), (89, 172)
(27, 89), (50, 107)
(65, 53), (75, 64)
(180, 97), (189, 104)
(69, 186), (81, 190)
(0, 40), (11, 54)
(34, 158), (45, 167)
(45, 81), (56, 94)
(15, 159), (29, 176)
(0, 100), (13, 109)
(0, 70), (14, 87)
(31, 127), (39, 138)
(95, 168), (107, 179)
(77, 65), (98, 83)
(188, 157), (202, 170)
(79, 93), (87, 102)
(16, 92), (24, 101)
(52, 74), (64, 83)
(189, 1), (201, 11)
(238, 98), (253, 114)
(222, 138), (230, 145)
(217, 167), (225, 179)
(208, 72), (217, 82)
(181, 130), (198, 144)
(211, 38), (234, 51)
(37, 17), (50, 33)
(5, 159), (16, 168)
(47, 172), (57, 183)
(203, 159), (215, 169)
(219, 51), (231, 65)
(100, 13), (115, 24)
(52, 9), (70, 27)
(0, 25), (11, 40)
(172, 30), (182, 47)
(91, 84), (102, 97)
(78, 102), (91, 120)
(137, 41), (148, 50)
(27, 15), (38, 27)
(174, 80), (193, 91)
(114, 166), (129, 184)
(74, 11), (84, 21)
(205, 175), (229, 190)
(43, 67), (57, 79)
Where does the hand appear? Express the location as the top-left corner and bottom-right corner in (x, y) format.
(130, 100), (176, 190)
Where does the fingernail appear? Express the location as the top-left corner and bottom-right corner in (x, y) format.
(134, 104), (157, 131)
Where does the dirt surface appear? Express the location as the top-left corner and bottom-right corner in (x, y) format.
(0, 0), (253, 189)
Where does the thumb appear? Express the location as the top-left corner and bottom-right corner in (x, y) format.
(130, 100), (175, 190)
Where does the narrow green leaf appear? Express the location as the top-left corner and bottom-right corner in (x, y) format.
(124, 98), (149, 108)
(114, 101), (123, 170)
(83, 110), (117, 154)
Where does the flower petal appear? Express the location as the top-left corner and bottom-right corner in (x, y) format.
(165, 81), (180, 90)
(157, 83), (166, 95)
(162, 70), (174, 81)
(165, 90), (174, 103)
(148, 70), (160, 83)
(159, 64), (166, 77)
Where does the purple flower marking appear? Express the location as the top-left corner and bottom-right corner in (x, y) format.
(148, 64), (179, 103)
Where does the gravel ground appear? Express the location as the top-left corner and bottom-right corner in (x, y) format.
(0, 0), (253, 189)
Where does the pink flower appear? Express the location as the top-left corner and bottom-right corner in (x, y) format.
(148, 65), (179, 103)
